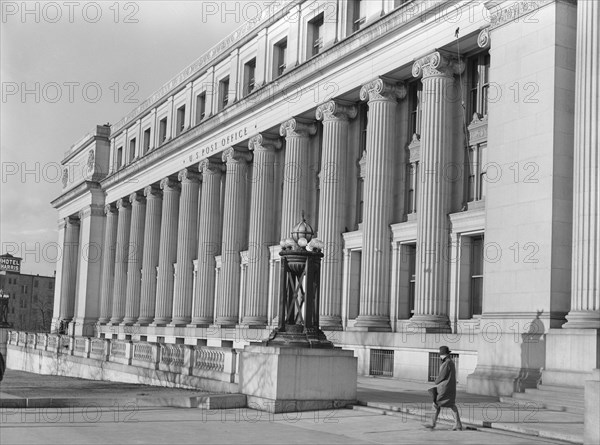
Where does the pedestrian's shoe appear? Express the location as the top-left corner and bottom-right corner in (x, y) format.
(452, 424), (463, 431)
(423, 423), (435, 429)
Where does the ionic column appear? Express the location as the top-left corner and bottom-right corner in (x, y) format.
(411, 52), (464, 331)
(215, 147), (251, 326)
(110, 198), (132, 325)
(171, 168), (201, 326)
(98, 204), (118, 323)
(59, 216), (80, 324)
(353, 78), (406, 330)
(122, 192), (146, 325)
(564, 2), (600, 329)
(315, 100), (357, 329)
(191, 160), (224, 326)
(243, 134), (282, 326)
(137, 185), (163, 325)
(279, 118), (317, 237)
(153, 177), (181, 325)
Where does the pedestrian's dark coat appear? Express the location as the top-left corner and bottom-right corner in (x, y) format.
(0, 351), (5, 382)
(434, 356), (457, 407)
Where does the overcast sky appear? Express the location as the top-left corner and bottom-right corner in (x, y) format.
(1, 0), (247, 276)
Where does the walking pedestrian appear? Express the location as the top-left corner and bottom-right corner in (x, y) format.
(425, 346), (463, 431)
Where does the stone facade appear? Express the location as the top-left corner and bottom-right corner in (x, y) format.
(50, 0), (599, 395)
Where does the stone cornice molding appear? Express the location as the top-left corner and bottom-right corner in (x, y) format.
(315, 100), (358, 122)
(129, 191), (146, 205)
(222, 147), (253, 165)
(359, 77), (407, 102)
(116, 197), (131, 210)
(279, 118), (317, 138)
(248, 133), (282, 152)
(79, 204), (105, 219)
(104, 203), (117, 215)
(51, 181), (102, 210)
(160, 177), (181, 192)
(477, 27), (490, 48)
(412, 51), (465, 79)
(199, 159), (225, 176)
(178, 168), (201, 184)
(468, 113), (489, 146)
(143, 184), (163, 199)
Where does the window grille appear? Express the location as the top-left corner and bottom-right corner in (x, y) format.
(428, 352), (459, 382)
(369, 349), (394, 377)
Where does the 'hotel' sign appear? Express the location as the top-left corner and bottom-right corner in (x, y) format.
(0, 255), (21, 273)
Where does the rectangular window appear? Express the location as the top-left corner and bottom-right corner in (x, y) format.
(116, 147), (123, 169)
(49, 281), (53, 289)
(409, 81), (423, 138)
(274, 38), (287, 77)
(406, 163), (418, 215)
(176, 105), (186, 135)
(394, 0), (410, 7)
(369, 349), (394, 377)
(350, 0), (366, 33)
(468, 52), (490, 118)
(244, 58), (256, 96)
(196, 92), (206, 124)
(428, 353), (460, 382)
(307, 13), (324, 58)
(34, 280), (38, 288)
(470, 236), (484, 316)
(407, 244), (416, 315)
(143, 128), (151, 153)
(129, 138), (136, 162)
(159, 118), (168, 144)
(219, 77), (230, 111)
(467, 143), (487, 202)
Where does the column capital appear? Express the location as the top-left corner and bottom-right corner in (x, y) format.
(199, 159), (225, 176)
(248, 133), (282, 152)
(222, 147), (252, 164)
(160, 176), (181, 192)
(279, 118), (317, 138)
(178, 168), (201, 184)
(64, 215), (80, 227)
(316, 100), (358, 122)
(104, 203), (117, 215)
(116, 197), (131, 210)
(478, 27), (490, 49)
(144, 184), (163, 198)
(129, 191), (146, 204)
(79, 204), (104, 219)
(412, 51), (465, 79)
(360, 77), (407, 102)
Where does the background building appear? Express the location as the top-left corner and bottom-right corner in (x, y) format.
(48, 0), (598, 397)
(0, 253), (55, 331)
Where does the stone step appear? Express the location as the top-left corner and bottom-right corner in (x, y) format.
(535, 384), (584, 395)
(523, 388), (584, 403)
(500, 394), (584, 415)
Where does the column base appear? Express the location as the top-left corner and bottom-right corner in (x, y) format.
(241, 316), (267, 328)
(320, 315), (343, 331)
(109, 318), (124, 325)
(215, 317), (237, 328)
(563, 311), (600, 329)
(352, 315), (391, 332)
(121, 318), (138, 326)
(467, 364), (541, 396)
(190, 317), (213, 326)
(408, 314), (451, 333)
(169, 317), (191, 327)
(151, 318), (171, 326)
(135, 318), (153, 326)
(72, 317), (98, 336)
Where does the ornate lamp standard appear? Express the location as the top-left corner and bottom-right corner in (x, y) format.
(265, 217), (333, 348)
(0, 289), (11, 328)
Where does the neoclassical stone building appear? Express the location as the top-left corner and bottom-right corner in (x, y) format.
(50, 0), (598, 395)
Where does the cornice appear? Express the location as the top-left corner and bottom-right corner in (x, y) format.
(51, 181), (102, 210)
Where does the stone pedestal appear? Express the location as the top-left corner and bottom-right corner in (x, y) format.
(585, 369), (600, 445)
(0, 327), (9, 358)
(239, 345), (357, 413)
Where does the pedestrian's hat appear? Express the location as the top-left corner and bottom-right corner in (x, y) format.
(439, 346), (451, 355)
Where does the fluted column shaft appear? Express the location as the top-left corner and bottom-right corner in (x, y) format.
(565, 2), (600, 328)
(411, 52), (463, 330)
(216, 147), (251, 326)
(98, 204), (118, 323)
(110, 198), (132, 324)
(171, 169), (201, 325)
(279, 118), (317, 237)
(243, 134), (282, 326)
(315, 101), (357, 329)
(191, 160), (223, 325)
(123, 192), (146, 324)
(355, 78), (406, 330)
(153, 177), (181, 325)
(59, 216), (80, 322)
(137, 186), (163, 324)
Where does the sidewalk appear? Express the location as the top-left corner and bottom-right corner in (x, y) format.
(0, 371), (581, 444)
(355, 376), (583, 444)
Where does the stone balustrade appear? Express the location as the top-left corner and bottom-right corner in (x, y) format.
(6, 330), (238, 385)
